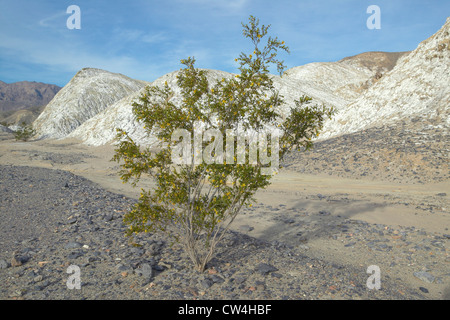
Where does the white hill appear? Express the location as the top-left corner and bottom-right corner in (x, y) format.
(320, 17), (450, 140)
(67, 69), (337, 146)
(33, 68), (149, 139)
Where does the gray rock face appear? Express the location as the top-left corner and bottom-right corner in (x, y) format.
(321, 17), (450, 140)
(33, 68), (149, 139)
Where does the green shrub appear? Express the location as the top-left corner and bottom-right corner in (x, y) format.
(113, 16), (334, 271)
(14, 122), (36, 141)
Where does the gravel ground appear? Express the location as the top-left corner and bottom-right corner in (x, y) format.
(282, 117), (449, 184)
(1, 165), (444, 300)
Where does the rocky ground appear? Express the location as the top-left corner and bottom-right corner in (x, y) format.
(0, 125), (449, 300)
(0, 165), (448, 300)
(283, 116), (449, 184)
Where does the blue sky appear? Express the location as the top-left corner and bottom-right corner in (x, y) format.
(0, 0), (448, 87)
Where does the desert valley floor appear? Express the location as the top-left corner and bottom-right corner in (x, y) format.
(0, 131), (448, 300)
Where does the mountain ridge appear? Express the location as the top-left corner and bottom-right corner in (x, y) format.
(320, 17), (450, 140)
(33, 68), (149, 139)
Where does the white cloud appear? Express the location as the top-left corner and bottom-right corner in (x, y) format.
(38, 11), (67, 28)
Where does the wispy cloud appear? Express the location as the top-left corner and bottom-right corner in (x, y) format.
(38, 10), (67, 28)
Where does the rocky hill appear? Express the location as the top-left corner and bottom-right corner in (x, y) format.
(0, 80), (60, 113)
(67, 70), (234, 146)
(68, 68), (339, 146)
(33, 68), (149, 139)
(282, 52), (409, 109)
(64, 49), (413, 146)
(320, 17), (450, 140)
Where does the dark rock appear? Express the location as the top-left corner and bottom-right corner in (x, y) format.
(210, 275), (225, 284)
(271, 272), (283, 279)
(344, 242), (356, 247)
(255, 263), (278, 276)
(68, 251), (85, 259)
(199, 278), (213, 289)
(11, 255), (29, 267)
(419, 287), (429, 293)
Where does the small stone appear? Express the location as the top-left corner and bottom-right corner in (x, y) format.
(34, 275), (43, 282)
(67, 217), (77, 224)
(255, 280), (265, 290)
(419, 287), (429, 293)
(0, 259), (9, 269)
(68, 251), (84, 259)
(344, 242), (356, 247)
(199, 278), (213, 289)
(207, 268), (218, 275)
(136, 263), (153, 279)
(153, 265), (165, 272)
(413, 271), (435, 284)
(115, 263), (129, 271)
(210, 275), (225, 284)
(271, 272), (283, 279)
(65, 242), (82, 249)
(11, 256), (23, 267)
(255, 263), (278, 276)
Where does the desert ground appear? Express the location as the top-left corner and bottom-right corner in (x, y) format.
(0, 131), (448, 300)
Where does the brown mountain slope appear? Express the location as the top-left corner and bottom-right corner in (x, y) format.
(0, 81), (61, 113)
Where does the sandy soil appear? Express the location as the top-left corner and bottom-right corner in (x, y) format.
(1, 133), (448, 299)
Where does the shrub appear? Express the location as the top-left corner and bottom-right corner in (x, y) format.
(13, 122), (36, 141)
(113, 16), (334, 271)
